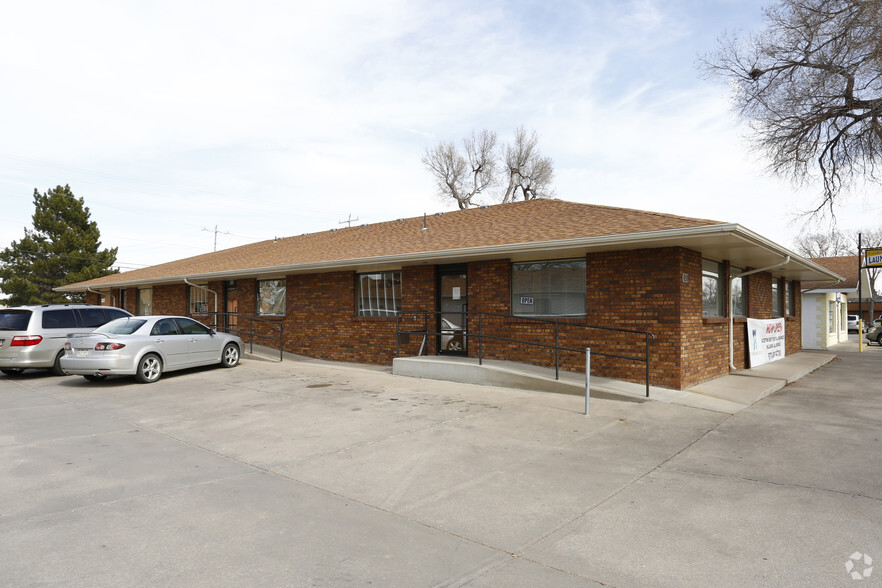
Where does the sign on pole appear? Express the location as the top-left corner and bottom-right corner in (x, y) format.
(866, 249), (882, 267)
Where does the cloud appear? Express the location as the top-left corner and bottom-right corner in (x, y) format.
(1, 0), (879, 270)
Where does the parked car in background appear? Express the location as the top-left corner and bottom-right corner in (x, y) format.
(61, 315), (244, 383)
(440, 317), (465, 351)
(847, 315), (861, 333)
(0, 304), (132, 376)
(866, 324), (882, 345)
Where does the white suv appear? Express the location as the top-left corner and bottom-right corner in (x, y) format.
(847, 315), (860, 333)
(0, 304), (132, 376)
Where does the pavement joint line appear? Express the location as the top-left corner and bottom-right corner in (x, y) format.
(509, 410), (737, 555)
(395, 419), (626, 515)
(0, 470), (263, 530)
(658, 465), (882, 503)
(443, 551), (609, 588)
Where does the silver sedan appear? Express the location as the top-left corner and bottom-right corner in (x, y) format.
(61, 315), (245, 383)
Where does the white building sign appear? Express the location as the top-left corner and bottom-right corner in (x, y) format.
(747, 318), (786, 367)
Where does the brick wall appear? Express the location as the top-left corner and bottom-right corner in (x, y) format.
(72, 246), (803, 390)
(153, 285), (188, 316)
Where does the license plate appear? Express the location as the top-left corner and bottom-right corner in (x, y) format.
(76, 349), (90, 357)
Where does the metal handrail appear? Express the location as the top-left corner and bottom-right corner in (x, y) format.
(190, 311), (285, 361)
(396, 310), (655, 397)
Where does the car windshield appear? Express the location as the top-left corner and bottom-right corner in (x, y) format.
(94, 317), (148, 335)
(0, 310), (31, 330)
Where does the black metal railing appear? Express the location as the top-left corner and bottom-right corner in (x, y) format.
(395, 311), (655, 397)
(190, 312), (285, 361)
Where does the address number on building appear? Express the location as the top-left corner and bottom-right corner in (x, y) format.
(520, 297), (534, 305)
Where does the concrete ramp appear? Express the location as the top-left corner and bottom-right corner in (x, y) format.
(392, 352), (836, 414)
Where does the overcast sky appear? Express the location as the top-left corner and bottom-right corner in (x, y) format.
(1, 0), (880, 272)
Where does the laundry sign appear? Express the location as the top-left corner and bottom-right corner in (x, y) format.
(746, 318), (785, 367)
(866, 249), (882, 267)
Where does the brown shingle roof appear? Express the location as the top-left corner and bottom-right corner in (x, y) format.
(66, 199), (726, 289)
(804, 255), (859, 290)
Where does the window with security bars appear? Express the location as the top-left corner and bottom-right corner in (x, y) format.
(357, 272), (401, 317)
(189, 285), (211, 314)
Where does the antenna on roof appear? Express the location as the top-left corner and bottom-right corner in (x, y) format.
(202, 225), (232, 252)
(339, 213), (359, 228)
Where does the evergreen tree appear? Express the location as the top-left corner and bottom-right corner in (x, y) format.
(0, 185), (118, 305)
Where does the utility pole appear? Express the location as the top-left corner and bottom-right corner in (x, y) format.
(202, 225), (231, 252)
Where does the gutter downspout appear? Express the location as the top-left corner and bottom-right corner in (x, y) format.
(728, 255), (790, 372)
(183, 279), (218, 315)
(86, 287), (115, 307)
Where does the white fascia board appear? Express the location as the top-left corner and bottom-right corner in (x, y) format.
(802, 287), (856, 294)
(56, 223), (843, 291)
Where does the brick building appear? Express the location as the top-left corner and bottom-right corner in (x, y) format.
(58, 199), (841, 390)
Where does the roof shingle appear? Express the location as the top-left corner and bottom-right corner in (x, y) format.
(68, 199), (726, 288)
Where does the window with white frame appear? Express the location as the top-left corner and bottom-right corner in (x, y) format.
(731, 266), (746, 317)
(257, 279), (286, 316)
(702, 259), (724, 318)
(189, 285), (211, 314)
(785, 281), (794, 316)
(829, 301), (835, 334)
(512, 259), (586, 317)
(137, 288), (152, 316)
(772, 278), (782, 317)
(357, 271), (401, 317)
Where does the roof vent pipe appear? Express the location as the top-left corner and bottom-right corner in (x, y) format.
(728, 255), (790, 372)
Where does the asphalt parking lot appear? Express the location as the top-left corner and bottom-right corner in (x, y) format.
(2, 344), (881, 586)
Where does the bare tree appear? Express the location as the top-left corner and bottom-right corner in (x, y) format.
(701, 0), (882, 217)
(422, 130), (497, 210)
(501, 127), (555, 203)
(423, 127), (554, 209)
(793, 229), (851, 257)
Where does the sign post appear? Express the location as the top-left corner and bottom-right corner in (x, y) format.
(585, 348), (591, 416)
(860, 239), (882, 353)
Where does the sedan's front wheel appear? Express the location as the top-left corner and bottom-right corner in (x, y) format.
(220, 343), (240, 368)
(135, 354), (162, 383)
